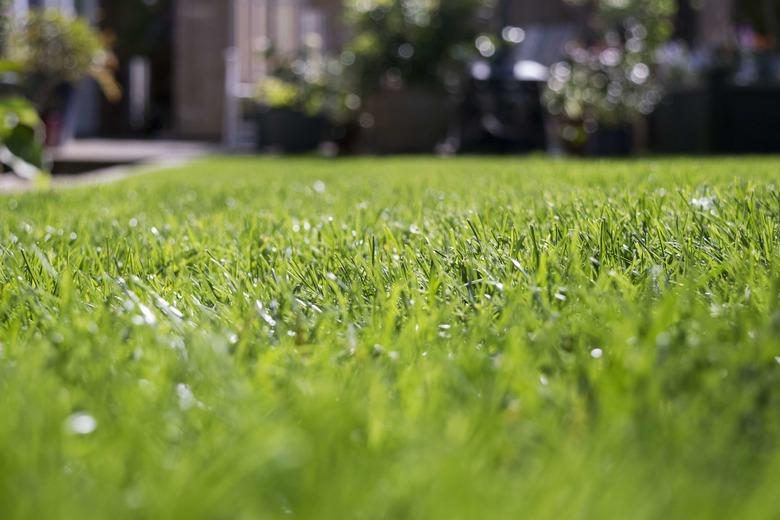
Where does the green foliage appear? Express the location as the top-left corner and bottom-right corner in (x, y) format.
(8, 9), (104, 83)
(580, 0), (677, 49)
(341, 0), (488, 99)
(257, 77), (300, 109)
(257, 0), (489, 123)
(545, 0), (678, 127)
(0, 59), (22, 73)
(1, 6), (47, 180)
(255, 46), (350, 120)
(342, 0), (485, 93)
(1, 157), (780, 518)
(8, 9), (120, 105)
(0, 96), (46, 179)
(0, 96), (41, 141)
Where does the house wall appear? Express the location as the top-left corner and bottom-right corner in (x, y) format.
(309, 0), (344, 51)
(173, 0), (231, 140)
(233, 0), (343, 85)
(234, 0), (269, 85)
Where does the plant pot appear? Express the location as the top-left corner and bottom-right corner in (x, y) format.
(356, 88), (453, 154)
(330, 122), (361, 156)
(649, 87), (710, 154)
(256, 107), (327, 153)
(586, 123), (634, 157)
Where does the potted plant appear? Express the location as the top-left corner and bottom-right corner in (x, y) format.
(254, 42), (349, 154)
(337, 0), (489, 154)
(6, 9), (120, 146)
(542, 0), (677, 156)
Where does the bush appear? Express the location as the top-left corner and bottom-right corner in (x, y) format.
(8, 9), (120, 108)
(257, 0), (491, 131)
(255, 44), (349, 122)
(340, 0), (489, 99)
(543, 0), (678, 132)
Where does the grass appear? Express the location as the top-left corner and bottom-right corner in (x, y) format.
(1, 156), (780, 519)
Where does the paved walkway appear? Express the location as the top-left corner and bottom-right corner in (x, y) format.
(1, 139), (217, 193)
(51, 139), (215, 164)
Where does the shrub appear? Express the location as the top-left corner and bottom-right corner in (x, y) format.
(256, 0), (491, 128)
(255, 44), (349, 122)
(8, 9), (120, 107)
(543, 0), (678, 130)
(340, 0), (489, 99)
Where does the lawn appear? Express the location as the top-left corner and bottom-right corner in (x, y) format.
(1, 156), (779, 519)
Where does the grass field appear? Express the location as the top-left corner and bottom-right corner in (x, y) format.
(1, 156), (780, 519)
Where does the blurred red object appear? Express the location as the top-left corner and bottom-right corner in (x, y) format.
(44, 112), (63, 147)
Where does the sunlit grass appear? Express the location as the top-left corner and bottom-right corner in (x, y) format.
(1, 156), (779, 519)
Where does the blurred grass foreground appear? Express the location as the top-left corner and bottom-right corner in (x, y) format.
(1, 157), (780, 518)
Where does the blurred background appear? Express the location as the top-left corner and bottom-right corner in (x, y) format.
(1, 0), (780, 174)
